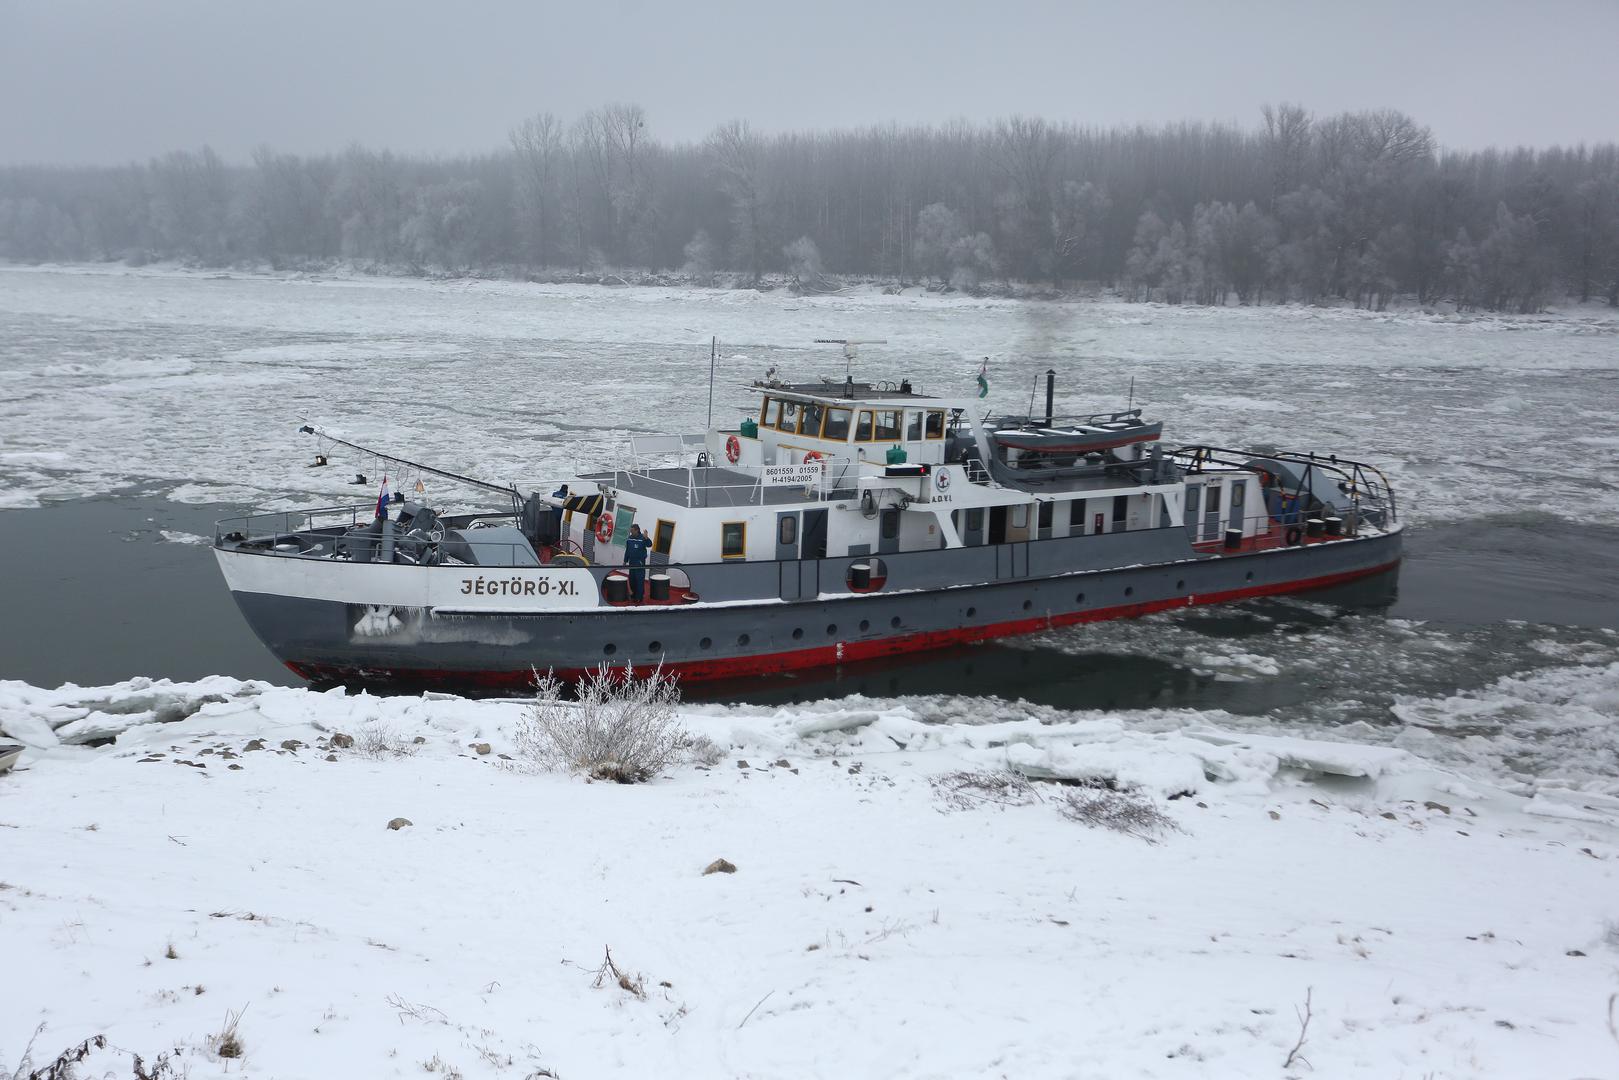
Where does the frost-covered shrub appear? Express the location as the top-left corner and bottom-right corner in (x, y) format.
(517, 664), (691, 783)
(930, 768), (1040, 811)
(1057, 783), (1179, 842)
(352, 720), (418, 759)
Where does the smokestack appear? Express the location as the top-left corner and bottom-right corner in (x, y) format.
(1044, 369), (1056, 427)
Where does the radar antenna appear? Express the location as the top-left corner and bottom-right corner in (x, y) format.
(813, 337), (888, 381)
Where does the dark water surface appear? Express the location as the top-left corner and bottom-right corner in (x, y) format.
(2, 497), (1615, 725)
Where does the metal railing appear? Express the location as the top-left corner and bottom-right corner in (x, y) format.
(1172, 445), (1398, 525)
(215, 504), (542, 567)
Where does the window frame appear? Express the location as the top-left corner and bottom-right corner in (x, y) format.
(778, 515), (797, 546)
(822, 406), (852, 441)
(720, 520), (747, 560)
(854, 410), (875, 442)
(653, 519), (676, 557)
(924, 410), (946, 439)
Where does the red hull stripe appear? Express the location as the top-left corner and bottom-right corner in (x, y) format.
(287, 557), (1400, 690)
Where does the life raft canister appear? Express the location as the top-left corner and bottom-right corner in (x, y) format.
(595, 514), (615, 543)
(725, 434), (742, 464)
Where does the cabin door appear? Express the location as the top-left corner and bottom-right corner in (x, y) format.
(1184, 486), (1201, 536)
(878, 508), (901, 555)
(1203, 481), (1223, 541)
(775, 512), (800, 561)
(802, 509), (829, 559)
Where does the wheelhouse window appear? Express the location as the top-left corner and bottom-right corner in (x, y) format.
(823, 407), (852, 440)
(924, 410), (946, 439)
(854, 410), (874, 441)
(721, 521), (746, 559)
(801, 404), (825, 439)
(758, 396), (772, 426)
(873, 410), (902, 441)
(906, 412), (923, 440)
(774, 401), (798, 432)
(653, 519), (676, 556)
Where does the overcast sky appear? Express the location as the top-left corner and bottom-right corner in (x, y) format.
(2, 0), (1615, 165)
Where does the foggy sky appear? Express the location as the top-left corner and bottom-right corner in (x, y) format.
(2, 0), (1615, 166)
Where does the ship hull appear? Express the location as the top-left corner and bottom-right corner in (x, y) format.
(220, 528), (1402, 693)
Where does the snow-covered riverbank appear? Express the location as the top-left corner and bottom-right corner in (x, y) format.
(3, 679), (1616, 1078)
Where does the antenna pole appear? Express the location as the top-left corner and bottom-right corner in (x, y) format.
(706, 336), (717, 430)
(1128, 376), (1135, 413)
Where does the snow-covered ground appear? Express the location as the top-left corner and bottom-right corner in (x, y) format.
(2, 263), (1618, 523)
(3, 678), (1618, 1078)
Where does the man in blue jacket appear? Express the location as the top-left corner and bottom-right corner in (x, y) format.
(623, 523), (651, 603)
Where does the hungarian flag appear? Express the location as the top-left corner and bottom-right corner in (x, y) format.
(976, 357), (989, 398)
(375, 476), (390, 518)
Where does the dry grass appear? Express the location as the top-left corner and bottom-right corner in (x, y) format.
(208, 1007), (245, 1061)
(930, 768), (1042, 811)
(353, 720), (420, 759)
(517, 663), (691, 783)
(1056, 782), (1180, 843)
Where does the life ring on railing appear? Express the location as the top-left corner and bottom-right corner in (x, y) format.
(1285, 525), (1303, 546)
(803, 450), (824, 468)
(595, 515), (615, 544)
(725, 434), (742, 464)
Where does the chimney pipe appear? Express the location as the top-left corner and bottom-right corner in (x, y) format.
(1044, 369), (1056, 427)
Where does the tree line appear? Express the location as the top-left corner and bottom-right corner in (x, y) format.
(2, 103), (1616, 312)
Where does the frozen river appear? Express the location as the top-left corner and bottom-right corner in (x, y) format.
(1, 264), (1616, 794)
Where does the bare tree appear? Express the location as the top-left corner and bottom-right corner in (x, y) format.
(510, 112), (562, 268)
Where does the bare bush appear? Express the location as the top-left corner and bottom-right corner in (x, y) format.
(353, 720), (419, 759)
(1057, 783), (1180, 842)
(931, 768), (1041, 811)
(516, 663), (690, 783)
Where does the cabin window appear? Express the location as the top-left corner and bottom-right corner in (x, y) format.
(1112, 495), (1128, 524)
(880, 508), (901, 540)
(775, 401), (798, 432)
(1207, 484), (1222, 514)
(874, 410), (902, 441)
(1011, 505), (1029, 530)
(854, 410), (874, 441)
(906, 411), (923, 440)
(924, 410), (946, 439)
(823, 407), (852, 440)
(779, 516), (797, 546)
(966, 508), (984, 535)
(653, 519), (676, 556)
(721, 521), (746, 559)
(1038, 501), (1053, 531)
(801, 404), (825, 439)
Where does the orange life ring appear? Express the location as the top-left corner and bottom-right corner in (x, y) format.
(595, 514), (615, 543)
(803, 450), (824, 467)
(725, 434), (741, 464)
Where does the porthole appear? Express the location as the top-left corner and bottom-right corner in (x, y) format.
(1124, 586), (1135, 597)
(648, 640), (662, 654)
(699, 637), (712, 650)
(966, 606), (977, 617)
(603, 643), (617, 656)
(792, 627), (804, 640)
(826, 624), (838, 636)
(1245, 571), (1254, 581)
(890, 616), (901, 629)
(737, 633), (750, 646)
(1176, 579), (1185, 591)
(1076, 592), (1086, 603)
(859, 619), (870, 632)
(1022, 599), (1033, 611)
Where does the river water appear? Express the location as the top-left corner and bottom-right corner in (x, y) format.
(2, 265), (1616, 793)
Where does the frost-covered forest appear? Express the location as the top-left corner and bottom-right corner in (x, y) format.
(2, 103), (1616, 312)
